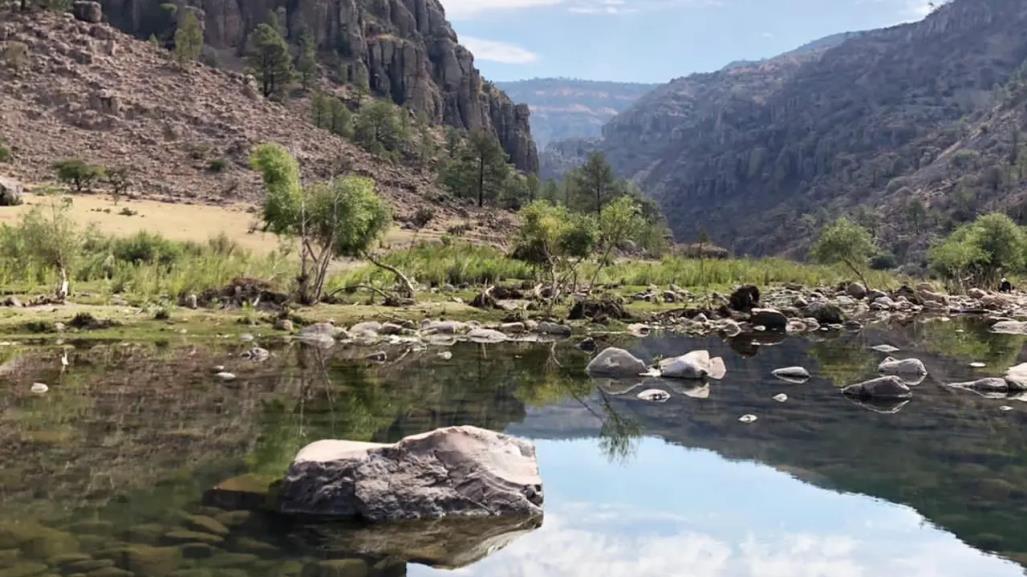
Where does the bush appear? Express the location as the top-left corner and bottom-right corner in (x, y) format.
(870, 252), (898, 270)
(0, 144), (10, 163)
(929, 212), (1026, 285)
(53, 159), (105, 192)
(207, 158), (227, 173)
(1, 41), (29, 70)
(411, 207), (435, 229)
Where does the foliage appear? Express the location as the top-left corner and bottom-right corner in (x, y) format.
(513, 201), (597, 302)
(173, 11), (203, 65)
(929, 212), (1026, 286)
(105, 167), (130, 202)
(590, 196), (646, 286)
(567, 152), (621, 216)
(1, 41), (29, 70)
(247, 23), (294, 100)
(440, 130), (511, 207)
(2, 196), (78, 298)
(333, 242), (533, 290)
(251, 143), (395, 303)
(353, 100), (408, 159)
(0, 143), (10, 163)
(311, 92), (352, 138)
(53, 159), (106, 193)
(295, 30), (319, 91)
(810, 217), (877, 288)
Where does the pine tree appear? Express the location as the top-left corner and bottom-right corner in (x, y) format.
(570, 152), (619, 216)
(440, 131), (510, 207)
(296, 30), (319, 91)
(174, 11), (204, 65)
(247, 23), (294, 100)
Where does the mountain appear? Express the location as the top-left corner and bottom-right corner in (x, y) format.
(97, 0), (538, 173)
(496, 78), (656, 149)
(600, 0), (1027, 261)
(0, 9), (471, 225)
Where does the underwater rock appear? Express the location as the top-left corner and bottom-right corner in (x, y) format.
(636, 389), (671, 402)
(878, 357), (928, 377)
(842, 376), (913, 400)
(738, 414), (758, 424)
(278, 426), (543, 522)
(772, 367), (810, 381)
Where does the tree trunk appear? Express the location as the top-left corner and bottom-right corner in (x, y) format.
(56, 266), (69, 302)
(477, 155), (485, 208)
(366, 253), (416, 299)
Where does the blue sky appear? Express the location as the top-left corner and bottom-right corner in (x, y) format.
(439, 0), (938, 83)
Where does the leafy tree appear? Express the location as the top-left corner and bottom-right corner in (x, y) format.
(53, 159), (105, 193)
(17, 196), (79, 300)
(247, 23), (294, 100)
(513, 201), (597, 305)
(810, 217), (877, 290)
(353, 100), (407, 158)
(904, 196), (928, 233)
(525, 174), (541, 203)
(296, 30), (319, 91)
(173, 10), (203, 65)
(250, 143), (408, 304)
(589, 196), (645, 288)
(106, 167), (130, 204)
(929, 213), (1026, 287)
(569, 152), (619, 216)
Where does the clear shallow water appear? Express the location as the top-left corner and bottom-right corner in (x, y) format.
(0, 317), (1025, 577)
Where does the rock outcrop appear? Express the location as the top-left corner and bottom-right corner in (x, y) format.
(278, 426), (544, 521)
(98, 0), (538, 172)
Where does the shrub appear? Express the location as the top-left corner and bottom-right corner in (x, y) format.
(53, 159), (106, 192)
(0, 144), (11, 163)
(106, 167), (130, 202)
(411, 207), (435, 229)
(207, 158), (227, 173)
(1, 41), (29, 70)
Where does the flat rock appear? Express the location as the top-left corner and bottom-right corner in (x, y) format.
(586, 348), (646, 378)
(278, 426), (543, 522)
(878, 357), (927, 376)
(842, 376), (913, 400)
(772, 367), (810, 381)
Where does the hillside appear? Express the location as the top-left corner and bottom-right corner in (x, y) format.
(601, 0), (1027, 262)
(98, 0), (538, 173)
(496, 78), (655, 149)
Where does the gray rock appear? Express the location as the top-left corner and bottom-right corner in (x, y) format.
(298, 323), (339, 345)
(537, 321), (571, 337)
(586, 348), (646, 378)
(421, 320), (468, 335)
(749, 309), (788, 331)
(948, 378), (1015, 393)
(349, 321), (382, 339)
(636, 389), (670, 402)
(467, 328), (507, 344)
(72, 1), (102, 22)
(0, 176), (23, 207)
(659, 350), (726, 380)
(243, 347), (270, 362)
(842, 376), (913, 400)
(878, 357), (927, 376)
(991, 320), (1027, 335)
(846, 283), (867, 299)
(772, 367), (810, 381)
(804, 301), (845, 325)
(278, 426), (543, 522)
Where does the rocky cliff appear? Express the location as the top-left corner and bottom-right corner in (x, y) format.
(97, 0), (539, 173)
(600, 0), (1027, 261)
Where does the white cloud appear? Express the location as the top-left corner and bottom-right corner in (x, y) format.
(441, 0), (562, 19)
(441, 0), (701, 19)
(461, 36), (540, 64)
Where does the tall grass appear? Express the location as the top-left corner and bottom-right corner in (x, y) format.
(331, 242), (534, 290)
(0, 225), (294, 301)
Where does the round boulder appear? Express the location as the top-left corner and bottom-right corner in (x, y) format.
(586, 347), (647, 378)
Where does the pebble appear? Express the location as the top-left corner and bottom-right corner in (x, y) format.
(216, 372), (237, 381)
(871, 345), (900, 353)
(1000, 406), (1014, 412)
(773, 394), (788, 403)
(637, 389), (671, 402)
(738, 414), (758, 424)
(239, 333), (255, 342)
(437, 351), (453, 360)
(969, 362), (987, 368)
(30, 382), (49, 394)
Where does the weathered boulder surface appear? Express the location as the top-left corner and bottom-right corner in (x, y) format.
(842, 376), (913, 400)
(659, 350), (726, 380)
(0, 176), (23, 207)
(586, 348), (646, 378)
(278, 426), (543, 522)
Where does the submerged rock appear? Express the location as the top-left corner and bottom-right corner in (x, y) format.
(536, 322), (572, 337)
(878, 357), (928, 376)
(947, 378), (1015, 394)
(298, 323), (340, 346)
(842, 376), (913, 400)
(772, 393), (788, 403)
(871, 344), (900, 353)
(636, 389), (671, 402)
(278, 426), (543, 522)
(30, 383), (48, 395)
(804, 301), (844, 325)
(659, 351), (726, 380)
(586, 348), (646, 378)
(991, 320), (1027, 335)
(749, 309), (788, 331)
(738, 414), (758, 424)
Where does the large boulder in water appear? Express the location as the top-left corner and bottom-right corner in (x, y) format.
(586, 348), (646, 378)
(749, 308), (788, 331)
(729, 285), (760, 312)
(659, 350), (726, 380)
(804, 301), (844, 325)
(0, 176), (23, 207)
(278, 426), (543, 522)
(842, 376), (913, 400)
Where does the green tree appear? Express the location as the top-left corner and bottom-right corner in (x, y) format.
(295, 30), (319, 91)
(173, 11), (203, 65)
(929, 213), (1026, 287)
(589, 196), (645, 288)
(905, 196), (928, 233)
(328, 98), (352, 138)
(17, 196), (79, 300)
(53, 159), (105, 193)
(353, 100), (407, 158)
(247, 23), (294, 100)
(513, 201), (597, 305)
(810, 217), (877, 290)
(250, 143), (408, 304)
(569, 152), (619, 216)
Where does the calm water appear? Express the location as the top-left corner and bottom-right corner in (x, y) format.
(1, 317), (1025, 577)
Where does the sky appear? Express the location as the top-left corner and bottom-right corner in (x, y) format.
(439, 0), (939, 83)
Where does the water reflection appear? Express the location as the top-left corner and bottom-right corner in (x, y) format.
(0, 317), (1025, 576)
